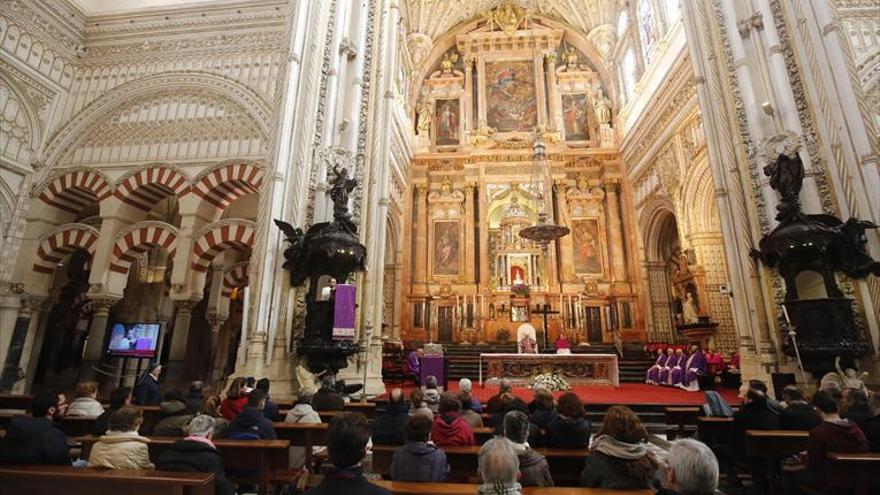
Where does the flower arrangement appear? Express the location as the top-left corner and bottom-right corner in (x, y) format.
(529, 372), (571, 392)
(511, 283), (530, 296)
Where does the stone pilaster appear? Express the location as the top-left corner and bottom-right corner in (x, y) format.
(604, 180), (628, 285)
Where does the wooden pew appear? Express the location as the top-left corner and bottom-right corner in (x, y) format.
(371, 479), (654, 495)
(0, 393), (32, 411)
(78, 435), (289, 495)
(695, 416), (733, 446)
(273, 422), (328, 468)
(0, 465), (214, 495)
(472, 426), (494, 444)
(345, 401), (377, 419)
(665, 407), (699, 439)
(827, 452), (880, 495)
(745, 430), (809, 495)
(371, 444), (588, 486)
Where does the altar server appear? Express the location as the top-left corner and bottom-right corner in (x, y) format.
(678, 345), (708, 392)
(645, 348), (666, 385)
(665, 348), (686, 386)
(657, 348), (676, 385)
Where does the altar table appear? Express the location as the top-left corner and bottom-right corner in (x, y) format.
(479, 353), (619, 387)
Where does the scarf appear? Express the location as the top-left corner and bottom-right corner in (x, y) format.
(478, 482), (522, 495)
(591, 434), (647, 460)
(184, 435), (216, 449)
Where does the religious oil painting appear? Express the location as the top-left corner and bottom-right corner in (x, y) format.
(572, 219), (602, 274)
(433, 220), (460, 276)
(434, 98), (460, 146)
(562, 93), (590, 141)
(485, 60), (537, 132)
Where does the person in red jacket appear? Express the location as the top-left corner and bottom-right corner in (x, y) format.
(219, 377), (249, 420)
(431, 392), (475, 447)
(782, 390), (869, 495)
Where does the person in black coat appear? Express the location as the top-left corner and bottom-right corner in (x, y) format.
(91, 386), (132, 436)
(156, 415), (235, 495)
(312, 375), (345, 412)
(545, 392), (591, 448)
(713, 387), (779, 492)
(255, 378), (279, 421)
(842, 388), (872, 430)
(779, 386), (820, 430)
(864, 393), (880, 452)
(226, 389), (277, 440)
(133, 363), (162, 405)
(371, 388), (410, 445)
(0, 392), (69, 465)
(185, 381), (206, 414)
(306, 413), (390, 495)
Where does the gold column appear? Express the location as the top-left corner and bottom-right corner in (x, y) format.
(464, 183), (476, 284)
(477, 180), (489, 290)
(414, 184), (429, 287)
(555, 179), (574, 284)
(605, 179), (627, 284)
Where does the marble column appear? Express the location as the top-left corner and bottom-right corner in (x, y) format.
(164, 300), (198, 386)
(0, 283), (22, 368)
(0, 296), (40, 391)
(604, 180), (627, 284)
(206, 312), (227, 384)
(555, 180), (574, 283)
(463, 57), (475, 131)
(477, 182), (489, 290)
(413, 184), (428, 287)
(464, 183), (476, 284)
(545, 53), (561, 131)
(79, 297), (119, 382)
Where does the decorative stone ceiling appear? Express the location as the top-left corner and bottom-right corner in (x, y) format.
(71, 0), (261, 15)
(403, 0), (619, 44)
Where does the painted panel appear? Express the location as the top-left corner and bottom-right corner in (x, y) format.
(434, 98), (460, 146)
(572, 218), (603, 274)
(485, 60), (537, 132)
(433, 220), (460, 276)
(562, 93), (590, 141)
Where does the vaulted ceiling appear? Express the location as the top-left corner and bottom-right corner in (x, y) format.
(402, 0), (620, 42)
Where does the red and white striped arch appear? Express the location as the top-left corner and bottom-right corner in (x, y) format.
(38, 169), (113, 213)
(109, 222), (178, 274)
(221, 263), (249, 298)
(32, 224), (100, 274)
(193, 162), (263, 211)
(191, 221), (255, 273)
(116, 166), (191, 211)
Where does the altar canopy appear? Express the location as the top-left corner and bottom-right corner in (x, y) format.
(479, 353), (619, 387)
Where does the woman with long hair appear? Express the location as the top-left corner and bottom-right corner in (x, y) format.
(219, 377), (248, 420)
(580, 405), (657, 489)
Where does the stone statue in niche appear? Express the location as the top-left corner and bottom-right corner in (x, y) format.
(417, 97), (434, 134)
(432, 51), (462, 78)
(763, 153), (805, 222)
(820, 356), (869, 394)
(561, 46), (581, 71)
(593, 90), (612, 126)
(682, 292), (699, 324)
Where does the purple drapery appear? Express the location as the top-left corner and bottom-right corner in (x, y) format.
(332, 284), (356, 340)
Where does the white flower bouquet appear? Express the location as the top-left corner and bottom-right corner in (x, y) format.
(529, 372), (571, 391)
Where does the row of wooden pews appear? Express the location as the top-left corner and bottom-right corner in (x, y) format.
(0, 465), (215, 495)
(371, 480), (654, 495)
(0, 405), (162, 436)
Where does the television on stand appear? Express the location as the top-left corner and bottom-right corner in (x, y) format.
(106, 322), (161, 358)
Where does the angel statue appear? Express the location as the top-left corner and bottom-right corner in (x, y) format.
(820, 355), (869, 394)
(329, 166), (357, 221)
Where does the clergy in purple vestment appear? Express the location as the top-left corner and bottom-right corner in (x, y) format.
(657, 348), (676, 384)
(678, 345), (708, 392)
(666, 348), (686, 386)
(407, 348), (424, 383)
(646, 348), (666, 385)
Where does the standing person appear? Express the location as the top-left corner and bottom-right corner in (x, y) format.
(390, 415), (449, 482)
(305, 413), (391, 495)
(372, 388), (410, 445)
(677, 345), (707, 392)
(156, 415), (235, 495)
(92, 386), (132, 436)
(458, 378), (482, 412)
(255, 378), (279, 421)
(546, 392), (591, 448)
(659, 439), (720, 495)
(226, 389), (277, 440)
(0, 392), (69, 465)
(87, 406), (154, 469)
(313, 375), (345, 411)
(431, 392), (475, 447)
(67, 381), (106, 416)
(133, 363), (162, 405)
(503, 411), (553, 487)
(219, 377), (248, 420)
(580, 406), (656, 489)
(477, 438), (522, 495)
(646, 348), (667, 385)
(779, 386), (821, 430)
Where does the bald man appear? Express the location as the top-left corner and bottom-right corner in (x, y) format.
(372, 388), (410, 445)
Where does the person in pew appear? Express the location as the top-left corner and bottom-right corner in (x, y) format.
(0, 391), (69, 465)
(185, 381), (206, 414)
(220, 377), (249, 420)
(658, 438), (720, 495)
(701, 390), (735, 417)
(432, 391), (476, 446)
(489, 392), (529, 436)
(153, 390), (194, 437)
(863, 391), (880, 452)
(372, 388), (410, 445)
(133, 362), (163, 406)
(713, 386), (779, 493)
(390, 414), (449, 482)
(87, 405), (154, 470)
(244, 377), (256, 394)
(156, 414), (235, 495)
(256, 378), (280, 421)
(841, 388), (871, 430)
(91, 386), (132, 436)
(459, 378), (482, 412)
(503, 410), (553, 487)
(67, 381), (106, 416)
(409, 388), (434, 421)
(781, 390), (869, 495)
(528, 388), (557, 430)
(545, 392), (591, 449)
(285, 392), (321, 423)
(306, 412), (391, 495)
(748, 379), (782, 413)
(477, 437), (522, 495)
(313, 375), (345, 412)
(580, 405), (656, 489)
(459, 392), (484, 429)
(199, 395), (230, 438)
(226, 389), (277, 440)
(486, 378), (524, 414)
(779, 386), (820, 430)
(424, 375), (441, 414)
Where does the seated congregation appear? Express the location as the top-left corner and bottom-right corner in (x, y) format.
(1, 372), (878, 495)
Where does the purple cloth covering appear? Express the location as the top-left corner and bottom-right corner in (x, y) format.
(683, 351), (708, 385)
(646, 354), (666, 384)
(332, 284), (356, 340)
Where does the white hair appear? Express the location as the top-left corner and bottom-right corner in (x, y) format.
(187, 414), (216, 438)
(666, 438), (718, 495)
(478, 438), (519, 485)
(459, 378), (473, 392)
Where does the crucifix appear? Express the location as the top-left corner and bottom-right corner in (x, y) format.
(532, 303), (559, 351)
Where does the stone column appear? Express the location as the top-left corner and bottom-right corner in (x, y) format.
(477, 182), (489, 290)
(206, 312), (227, 384)
(555, 181), (574, 283)
(464, 183), (476, 284)
(0, 282), (23, 366)
(476, 56), (487, 124)
(412, 185), (427, 286)
(164, 300), (198, 386)
(604, 180), (627, 285)
(545, 54), (561, 131)
(79, 297), (119, 382)
(463, 57), (475, 131)
(0, 296), (40, 391)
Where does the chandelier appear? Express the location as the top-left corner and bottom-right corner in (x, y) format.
(519, 139), (570, 245)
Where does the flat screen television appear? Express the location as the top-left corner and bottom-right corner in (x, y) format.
(106, 322), (161, 358)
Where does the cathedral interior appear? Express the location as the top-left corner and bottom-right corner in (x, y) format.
(0, 0), (878, 398)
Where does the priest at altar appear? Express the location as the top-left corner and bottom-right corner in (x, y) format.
(516, 323), (538, 354)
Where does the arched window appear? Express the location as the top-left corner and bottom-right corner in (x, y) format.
(637, 0), (659, 63)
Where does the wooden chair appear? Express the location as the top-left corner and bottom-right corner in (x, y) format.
(0, 465), (214, 495)
(371, 479), (655, 495)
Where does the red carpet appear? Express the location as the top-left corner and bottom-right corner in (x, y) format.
(380, 382), (740, 406)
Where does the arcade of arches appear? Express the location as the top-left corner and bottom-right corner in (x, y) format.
(0, 0), (877, 397)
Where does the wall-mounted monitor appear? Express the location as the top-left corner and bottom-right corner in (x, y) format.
(106, 322), (161, 358)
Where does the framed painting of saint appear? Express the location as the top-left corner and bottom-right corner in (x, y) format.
(571, 219), (603, 274)
(434, 99), (460, 146)
(485, 60), (537, 132)
(562, 93), (590, 141)
(433, 220), (460, 276)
